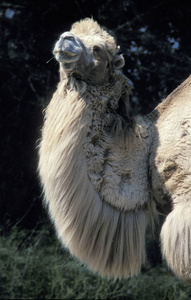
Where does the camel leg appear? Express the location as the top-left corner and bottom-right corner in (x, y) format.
(160, 202), (191, 283)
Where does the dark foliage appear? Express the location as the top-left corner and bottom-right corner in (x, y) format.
(1, 0), (191, 231)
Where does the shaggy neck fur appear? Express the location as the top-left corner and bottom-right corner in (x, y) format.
(39, 73), (156, 278)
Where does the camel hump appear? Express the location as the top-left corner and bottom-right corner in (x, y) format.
(149, 75), (191, 121)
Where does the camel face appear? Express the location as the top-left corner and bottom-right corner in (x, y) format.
(54, 31), (113, 85)
(53, 32), (82, 67)
(53, 18), (125, 85)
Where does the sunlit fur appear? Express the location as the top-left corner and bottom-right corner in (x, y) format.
(160, 203), (191, 282)
(38, 73), (156, 278)
(39, 18), (191, 282)
(149, 76), (191, 283)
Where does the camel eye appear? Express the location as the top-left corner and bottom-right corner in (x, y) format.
(93, 46), (101, 56)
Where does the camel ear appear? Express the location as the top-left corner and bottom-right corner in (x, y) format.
(113, 54), (125, 69)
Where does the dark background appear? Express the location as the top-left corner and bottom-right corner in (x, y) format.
(1, 0), (191, 231)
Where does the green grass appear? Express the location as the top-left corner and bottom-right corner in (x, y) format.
(0, 225), (191, 299)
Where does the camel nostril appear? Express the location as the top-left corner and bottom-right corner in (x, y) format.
(63, 36), (75, 41)
(61, 32), (75, 41)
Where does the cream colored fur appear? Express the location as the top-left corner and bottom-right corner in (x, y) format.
(161, 203), (191, 282)
(149, 77), (191, 282)
(39, 75), (154, 278)
(39, 18), (191, 282)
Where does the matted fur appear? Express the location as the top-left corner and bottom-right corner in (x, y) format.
(39, 18), (191, 282)
(39, 75), (154, 278)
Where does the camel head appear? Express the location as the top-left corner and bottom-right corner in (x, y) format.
(53, 18), (125, 85)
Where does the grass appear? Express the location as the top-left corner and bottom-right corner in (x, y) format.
(0, 225), (191, 299)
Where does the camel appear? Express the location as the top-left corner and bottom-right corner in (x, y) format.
(38, 18), (191, 282)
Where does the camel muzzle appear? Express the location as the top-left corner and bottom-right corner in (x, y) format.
(53, 32), (82, 63)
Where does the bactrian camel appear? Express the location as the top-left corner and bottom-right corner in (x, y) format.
(38, 18), (191, 282)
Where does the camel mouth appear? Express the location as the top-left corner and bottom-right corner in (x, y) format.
(54, 51), (81, 63)
(53, 34), (82, 64)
